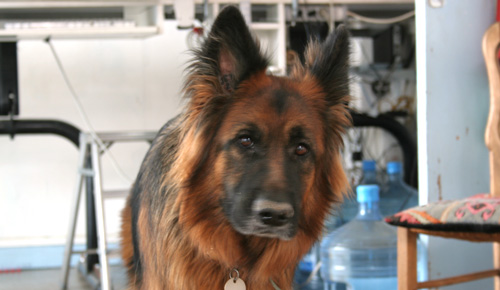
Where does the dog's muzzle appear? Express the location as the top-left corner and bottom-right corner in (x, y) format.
(243, 198), (297, 239)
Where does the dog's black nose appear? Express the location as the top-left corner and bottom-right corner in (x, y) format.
(253, 199), (294, 227)
(258, 208), (294, 226)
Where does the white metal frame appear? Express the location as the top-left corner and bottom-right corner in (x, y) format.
(61, 131), (156, 290)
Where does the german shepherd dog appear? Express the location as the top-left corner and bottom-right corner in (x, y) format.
(121, 6), (350, 290)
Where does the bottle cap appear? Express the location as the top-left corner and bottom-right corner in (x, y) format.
(386, 161), (402, 174)
(362, 160), (376, 171)
(356, 184), (380, 202)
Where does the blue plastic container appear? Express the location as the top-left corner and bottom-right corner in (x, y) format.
(380, 161), (418, 217)
(293, 243), (323, 290)
(380, 161), (428, 284)
(320, 185), (398, 290)
(359, 160), (379, 186)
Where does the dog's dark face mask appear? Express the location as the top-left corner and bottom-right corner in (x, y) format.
(219, 83), (321, 240)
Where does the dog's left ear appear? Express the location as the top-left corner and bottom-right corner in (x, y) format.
(305, 25), (350, 106)
(197, 6), (268, 95)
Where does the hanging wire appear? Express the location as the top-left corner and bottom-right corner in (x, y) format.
(46, 38), (133, 184)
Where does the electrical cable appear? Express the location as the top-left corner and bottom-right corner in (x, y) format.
(346, 10), (415, 25)
(46, 38), (134, 184)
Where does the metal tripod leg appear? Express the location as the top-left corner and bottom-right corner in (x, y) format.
(91, 141), (112, 290)
(61, 131), (155, 289)
(61, 134), (88, 289)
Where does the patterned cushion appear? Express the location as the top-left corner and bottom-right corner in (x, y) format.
(385, 193), (500, 233)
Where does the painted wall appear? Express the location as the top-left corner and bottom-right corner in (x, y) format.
(0, 21), (191, 268)
(416, 0), (494, 288)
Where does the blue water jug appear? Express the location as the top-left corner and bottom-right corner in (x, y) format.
(320, 185), (398, 290)
(294, 243), (323, 289)
(380, 161), (418, 217)
(380, 161), (428, 284)
(359, 160), (380, 186)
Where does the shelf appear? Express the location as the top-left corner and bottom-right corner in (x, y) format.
(0, 1), (163, 41)
(167, 0), (414, 4)
(250, 22), (280, 30)
(0, 26), (159, 41)
(0, 1), (162, 9)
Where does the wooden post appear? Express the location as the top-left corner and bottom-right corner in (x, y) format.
(482, 20), (500, 290)
(494, 243), (500, 290)
(482, 23), (500, 197)
(398, 227), (418, 290)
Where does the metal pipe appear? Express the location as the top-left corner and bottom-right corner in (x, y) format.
(351, 111), (417, 188)
(0, 119), (80, 147)
(291, 0), (298, 26)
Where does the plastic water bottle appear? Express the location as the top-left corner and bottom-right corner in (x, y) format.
(294, 244), (323, 290)
(380, 161), (428, 284)
(380, 161), (418, 217)
(317, 161), (380, 282)
(338, 160), (381, 226)
(320, 185), (397, 290)
(359, 160), (380, 186)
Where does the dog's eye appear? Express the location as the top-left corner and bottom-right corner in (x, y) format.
(238, 136), (254, 148)
(295, 144), (309, 156)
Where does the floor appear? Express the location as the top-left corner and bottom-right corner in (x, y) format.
(0, 265), (128, 290)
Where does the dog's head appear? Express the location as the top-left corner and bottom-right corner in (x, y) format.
(177, 6), (350, 245)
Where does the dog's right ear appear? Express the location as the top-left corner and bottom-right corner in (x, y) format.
(189, 6), (269, 95)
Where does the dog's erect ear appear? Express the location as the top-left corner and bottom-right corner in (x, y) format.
(304, 25), (350, 106)
(198, 6), (268, 94)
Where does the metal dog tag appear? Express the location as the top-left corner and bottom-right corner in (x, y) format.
(224, 278), (246, 290)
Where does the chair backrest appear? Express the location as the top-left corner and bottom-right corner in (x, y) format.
(482, 22), (500, 197)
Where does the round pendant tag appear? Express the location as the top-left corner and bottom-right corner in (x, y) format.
(224, 278), (246, 290)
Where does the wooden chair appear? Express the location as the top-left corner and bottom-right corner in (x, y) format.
(396, 22), (500, 290)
